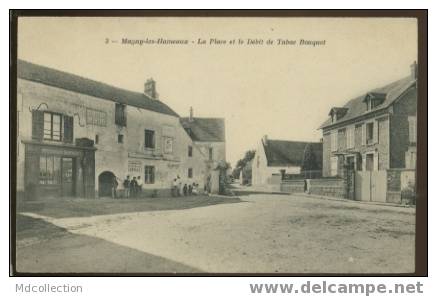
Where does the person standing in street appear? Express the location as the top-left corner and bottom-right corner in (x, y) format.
(123, 175), (130, 198)
(136, 176), (143, 198)
(111, 175), (118, 199)
(130, 177), (138, 198)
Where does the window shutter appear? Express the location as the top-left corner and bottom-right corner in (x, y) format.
(361, 124), (366, 146)
(374, 152), (379, 171)
(374, 120), (379, 144)
(64, 115), (74, 143)
(32, 110), (44, 141)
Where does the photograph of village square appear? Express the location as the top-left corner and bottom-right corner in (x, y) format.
(14, 17), (418, 274)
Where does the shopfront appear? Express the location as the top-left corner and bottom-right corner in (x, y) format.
(23, 139), (96, 200)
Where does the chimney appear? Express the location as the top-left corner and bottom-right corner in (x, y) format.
(262, 135), (268, 145)
(410, 61), (418, 80)
(189, 106), (194, 122)
(144, 78), (158, 99)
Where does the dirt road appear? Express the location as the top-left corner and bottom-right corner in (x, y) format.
(16, 194), (415, 273)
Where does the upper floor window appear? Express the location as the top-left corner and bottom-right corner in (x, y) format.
(208, 147), (213, 161)
(366, 122), (375, 145)
(115, 103), (127, 127)
(188, 145), (193, 157)
(144, 129), (155, 149)
(44, 112), (62, 141)
(331, 131), (338, 152)
(408, 116), (417, 143)
(346, 126), (355, 149)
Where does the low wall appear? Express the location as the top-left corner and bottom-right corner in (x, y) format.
(281, 180), (305, 194)
(308, 178), (347, 199)
(387, 169), (416, 204)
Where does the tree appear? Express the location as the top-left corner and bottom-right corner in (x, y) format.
(301, 144), (320, 172)
(232, 149), (256, 182)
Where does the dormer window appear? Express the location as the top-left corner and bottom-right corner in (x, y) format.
(364, 92), (386, 111)
(329, 107), (348, 123)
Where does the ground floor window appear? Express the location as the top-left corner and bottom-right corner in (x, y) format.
(39, 155), (61, 184)
(188, 168), (193, 178)
(144, 166), (155, 184)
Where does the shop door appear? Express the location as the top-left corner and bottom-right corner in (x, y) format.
(61, 157), (75, 197)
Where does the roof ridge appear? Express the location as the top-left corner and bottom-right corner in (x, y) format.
(17, 59), (180, 117)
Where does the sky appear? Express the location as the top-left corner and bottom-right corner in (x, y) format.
(17, 17), (418, 166)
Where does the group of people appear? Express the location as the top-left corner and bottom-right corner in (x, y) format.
(120, 175), (143, 198)
(171, 175), (199, 197)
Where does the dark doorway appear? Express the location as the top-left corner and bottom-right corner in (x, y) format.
(61, 157), (75, 197)
(99, 171), (115, 197)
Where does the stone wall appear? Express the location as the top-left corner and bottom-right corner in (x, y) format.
(281, 180), (305, 194)
(308, 178), (347, 198)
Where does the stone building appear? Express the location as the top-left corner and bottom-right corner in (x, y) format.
(319, 62), (417, 177)
(180, 107), (226, 194)
(251, 135), (322, 186)
(16, 60), (213, 200)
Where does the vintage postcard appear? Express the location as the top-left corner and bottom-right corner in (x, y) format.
(12, 14), (424, 275)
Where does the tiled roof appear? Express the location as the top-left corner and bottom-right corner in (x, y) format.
(180, 117), (225, 142)
(17, 59), (179, 117)
(263, 139), (323, 167)
(320, 76), (416, 129)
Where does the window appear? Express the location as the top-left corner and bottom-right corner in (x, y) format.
(188, 146), (193, 157)
(163, 137), (173, 153)
(115, 103), (127, 126)
(330, 156), (338, 176)
(95, 134), (99, 144)
(39, 155), (61, 185)
(365, 154), (374, 171)
(144, 130), (155, 149)
(331, 131), (338, 152)
(118, 134), (124, 143)
(43, 112), (62, 141)
(346, 126), (355, 149)
(144, 166), (155, 184)
(408, 116), (417, 143)
(366, 122), (374, 144)
(208, 147), (213, 161)
(188, 168), (193, 178)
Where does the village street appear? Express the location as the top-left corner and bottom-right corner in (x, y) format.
(16, 194), (415, 274)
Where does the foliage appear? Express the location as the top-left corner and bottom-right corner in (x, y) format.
(232, 150), (256, 179)
(301, 144), (320, 171)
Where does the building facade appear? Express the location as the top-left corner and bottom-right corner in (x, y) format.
(180, 108), (226, 194)
(251, 136), (322, 186)
(17, 60), (212, 200)
(320, 63), (417, 178)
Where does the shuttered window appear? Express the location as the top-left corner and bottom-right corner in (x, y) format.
(408, 116), (417, 143)
(32, 110), (44, 141)
(346, 126), (355, 149)
(115, 103), (127, 126)
(331, 131), (338, 152)
(63, 115), (74, 143)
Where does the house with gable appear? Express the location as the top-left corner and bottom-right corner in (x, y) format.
(180, 107), (226, 193)
(319, 62), (417, 178)
(16, 60), (209, 200)
(251, 135), (323, 187)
